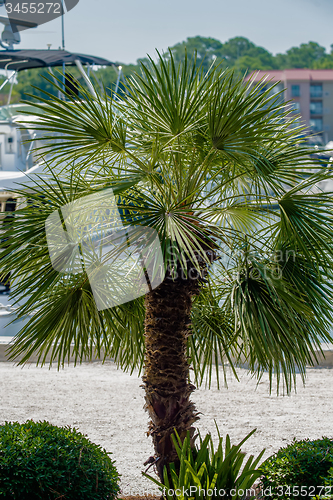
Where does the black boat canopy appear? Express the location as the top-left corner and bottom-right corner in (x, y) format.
(0, 49), (115, 71)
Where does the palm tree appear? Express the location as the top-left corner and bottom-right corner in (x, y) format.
(1, 54), (333, 482)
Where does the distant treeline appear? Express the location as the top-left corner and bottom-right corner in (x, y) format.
(2, 35), (333, 103)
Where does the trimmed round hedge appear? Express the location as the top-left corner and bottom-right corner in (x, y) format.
(260, 437), (333, 500)
(0, 420), (120, 500)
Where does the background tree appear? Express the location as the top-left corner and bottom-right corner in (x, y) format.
(275, 41), (328, 69)
(221, 36), (276, 69)
(162, 36), (227, 72)
(1, 54), (333, 482)
(312, 43), (333, 69)
(10, 37), (333, 103)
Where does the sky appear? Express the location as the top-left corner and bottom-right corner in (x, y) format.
(1, 0), (333, 64)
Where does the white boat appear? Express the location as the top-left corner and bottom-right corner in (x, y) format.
(0, 15), (117, 338)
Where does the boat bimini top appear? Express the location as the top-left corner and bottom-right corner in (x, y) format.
(0, 49), (115, 72)
(0, 47), (117, 99)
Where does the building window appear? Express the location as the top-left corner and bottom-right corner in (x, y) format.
(258, 84), (268, 94)
(291, 85), (300, 97)
(310, 84), (323, 98)
(309, 118), (323, 132)
(290, 101), (300, 112)
(310, 101), (323, 115)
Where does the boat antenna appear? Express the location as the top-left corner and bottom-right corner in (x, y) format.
(61, 0), (65, 50)
(60, 0), (65, 98)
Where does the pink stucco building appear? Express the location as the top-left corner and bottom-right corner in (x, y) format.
(245, 69), (333, 144)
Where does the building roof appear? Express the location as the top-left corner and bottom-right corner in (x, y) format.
(245, 69), (333, 83)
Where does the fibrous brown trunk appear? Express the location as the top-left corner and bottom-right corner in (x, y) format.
(142, 264), (203, 481)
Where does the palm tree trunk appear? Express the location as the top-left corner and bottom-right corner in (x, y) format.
(142, 266), (201, 482)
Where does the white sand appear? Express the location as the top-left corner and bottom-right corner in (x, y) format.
(0, 361), (333, 496)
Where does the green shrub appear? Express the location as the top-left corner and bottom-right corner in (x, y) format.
(0, 420), (120, 500)
(259, 437), (333, 500)
(144, 426), (264, 500)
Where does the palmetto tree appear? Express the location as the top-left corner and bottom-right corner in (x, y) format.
(1, 54), (333, 481)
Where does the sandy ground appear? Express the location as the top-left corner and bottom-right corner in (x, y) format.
(0, 361), (333, 496)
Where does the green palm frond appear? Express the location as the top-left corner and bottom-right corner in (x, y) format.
(121, 50), (214, 139)
(223, 249), (332, 391)
(190, 287), (240, 389)
(23, 75), (129, 166)
(8, 280), (145, 371)
(277, 189), (333, 264)
(207, 74), (288, 156)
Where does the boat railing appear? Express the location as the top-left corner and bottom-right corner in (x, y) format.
(25, 132), (37, 171)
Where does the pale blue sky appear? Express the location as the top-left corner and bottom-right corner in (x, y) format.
(2, 0), (333, 64)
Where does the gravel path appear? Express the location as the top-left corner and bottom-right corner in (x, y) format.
(0, 361), (332, 496)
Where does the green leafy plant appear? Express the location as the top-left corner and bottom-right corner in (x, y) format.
(0, 420), (120, 500)
(259, 437), (333, 500)
(144, 426), (264, 499)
